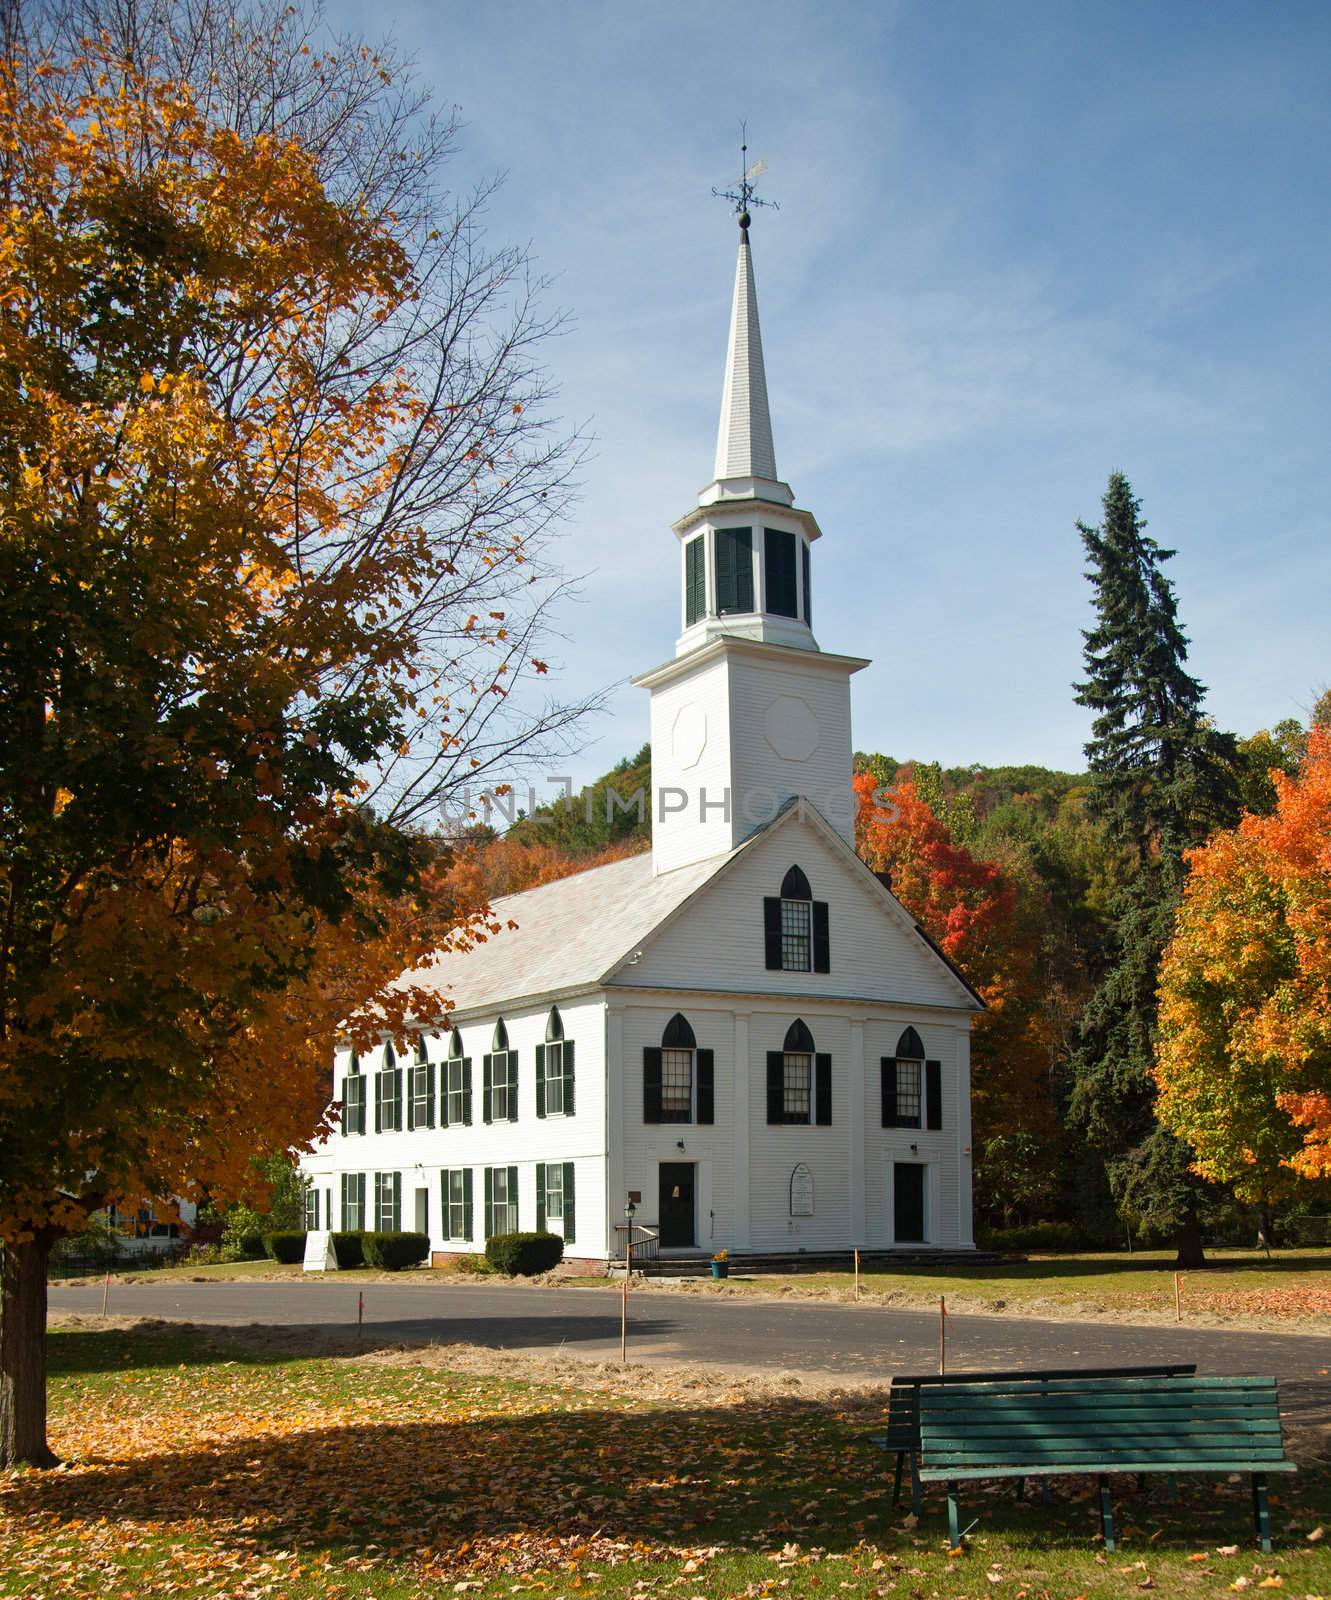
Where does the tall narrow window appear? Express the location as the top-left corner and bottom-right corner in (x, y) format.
(684, 536), (706, 627)
(303, 1185), (320, 1232)
(644, 1013), (714, 1125)
(764, 866), (830, 974)
(376, 1043), (403, 1133)
(882, 1027), (931, 1130)
(484, 1020), (519, 1123)
(714, 526), (754, 614)
(408, 1037), (435, 1131)
(447, 1028), (472, 1126)
(374, 1170), (401, 1231)
(485, 1165), (519, 1236)
(341, 1172), (366, 1231)
(767, 1020), (832, 1126)
(537, 1007), (574, 1118)
(341, 1052), (366, 1137)
(764, 527), (798, 617)
(441, 1168), (473, 1240)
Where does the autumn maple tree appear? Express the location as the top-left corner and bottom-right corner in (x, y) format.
(854, 771), (1060, 1220)
(0, 5), (581, 1466)
(1155, 727), (1331, 1216)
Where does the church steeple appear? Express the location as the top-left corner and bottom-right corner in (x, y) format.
(635, 179), (868, 876)
(712, 224), (779, 489)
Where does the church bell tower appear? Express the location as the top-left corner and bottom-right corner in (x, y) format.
(635, 182), (869, 875)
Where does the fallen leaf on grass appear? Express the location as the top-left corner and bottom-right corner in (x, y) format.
(1217, 1546), (1242, 1557)
(1308, 1527), (1325, 1543)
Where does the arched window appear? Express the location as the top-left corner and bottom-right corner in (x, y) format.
(781, 865), (812, 901)
(539, 1007), (573, 1118)
(485, 1019), (517, 1124)
(767, 1019), (831, 1126)
(644, 1014), (714, 1125)
(882, 1027), (936, 1131)
(764, 867), (830, 974)
(896, 1027), (924, 1060)
(341, 1048), (366, 1138)
(662, 1012), (696, 1050)
(407, 1035), (435, 1132)
(375, 1039), (403, 1133)
(445, 1027), (472, 1126)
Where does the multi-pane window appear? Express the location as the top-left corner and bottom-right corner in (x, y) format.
(409, 1042), (434, 1130)
(488, 1166), (518, 1235)
(543, 1163), (564, 1223)
(374, 1170), (401, 1231)
(377, 1045), (402, 1132)
(342, 1064), (366, 1136)
(895, 1060), (923, 1128)
(544, 1040), (566, 1115)
(303, 1186), (320, 1231)
(661, 1048), (693, 1121)
(783, 1052), (813, 1122)
(780, 897), (812, 971)
(341, 1172), (366, 1231)
(442, 1169), (472, 1240)
(489, 1050), (518, 1121)
(447, 1054), (470, 1124)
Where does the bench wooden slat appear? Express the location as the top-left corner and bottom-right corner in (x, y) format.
(922, 1461), (1299, 1481)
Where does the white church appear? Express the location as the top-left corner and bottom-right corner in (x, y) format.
(299, 208), (984, 1268)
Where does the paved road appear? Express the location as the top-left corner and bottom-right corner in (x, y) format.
(49, 1278), (1331, 1387)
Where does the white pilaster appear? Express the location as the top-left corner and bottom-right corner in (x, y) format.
(956, 1025), (975, 1248)
(848, 1018), (867, 1245)
(605, 1004), (626, 1248)
(732, 1010), (751, 1248)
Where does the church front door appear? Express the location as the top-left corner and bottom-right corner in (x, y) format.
(658, 1163), (696, 1249)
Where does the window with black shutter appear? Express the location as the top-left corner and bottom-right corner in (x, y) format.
(714, 526), (753, 614)
(447, 1028), (470, 1125)
(341, 1052), (366, 1137)
(649, 1013), (701, 1123)
(764, 527), (798, 617)
(684, 535), (706, 627)
(538, 1007), (573, 1117)
(765, 866), (830, 973)
(883, 1027), (926, 1128)
(768, 1019), (827, 1124)
(408, 1037), (434, 1131)
(375, 1043), (402, 1133)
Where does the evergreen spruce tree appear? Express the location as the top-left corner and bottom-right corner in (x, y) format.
(1067, 473), (1240, 1266)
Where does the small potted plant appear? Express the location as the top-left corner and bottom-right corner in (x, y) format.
(710, 1248), (729, 1280)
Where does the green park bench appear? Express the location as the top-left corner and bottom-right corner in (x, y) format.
(917, 1373), (1294, 1552)
(871, 1363), (1197, 1516)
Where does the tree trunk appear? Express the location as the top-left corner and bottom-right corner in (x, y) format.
(1256, 1201), (1278, 1254)
(1174, 1217), (1207, 1270)
(0, 1234), (58, 1468)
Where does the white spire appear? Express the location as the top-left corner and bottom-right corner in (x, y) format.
(713, 227), (777, 483)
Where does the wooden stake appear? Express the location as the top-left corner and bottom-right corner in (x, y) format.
(1174, 1273), (1182, 1321)
(854, 1248), (861, 1302)
(101, 1269), (110, 1318)
(939, 1294), (947, 1374)
(358, 1289), (364, 1338)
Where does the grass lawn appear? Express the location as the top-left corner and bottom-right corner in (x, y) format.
(697, 1249), (1331, 1323)
(2, 1326), (1328, 1600)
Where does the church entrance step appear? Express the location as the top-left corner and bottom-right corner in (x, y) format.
(613, 1247), (1013, 1279)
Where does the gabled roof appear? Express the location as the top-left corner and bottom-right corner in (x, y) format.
(401, 801), (984, 1021)
(399, 846), (737, 1019)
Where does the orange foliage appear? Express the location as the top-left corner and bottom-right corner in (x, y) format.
(854, 773), (1058, 1172)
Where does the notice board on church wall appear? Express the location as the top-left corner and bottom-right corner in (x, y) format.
(789, 1163), (814, 1217)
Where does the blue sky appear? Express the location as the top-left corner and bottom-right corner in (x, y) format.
(330, 0), (1331, 788)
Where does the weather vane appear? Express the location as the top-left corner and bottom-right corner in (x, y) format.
(712, 122), (778, 231)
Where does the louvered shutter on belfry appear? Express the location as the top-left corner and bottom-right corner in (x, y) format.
(813, 902), (830, 973)
(535, 1044), (546, 1118)
(881, 1058), (898, 1127)
(696, 1049), (715, 1124)
(766, 1052), (784, 1124)
(536, 1162), (546, 1232)
(644, 1047), (663, 1123)
(562, 1162), (576, 1243)
(763, 898), (783, 968)
(563, 1040), (575, 1116)
(926, 1061), (942, 1130)
(815, 1054), (832, 1125)
(482, 1054), (492, 1124)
